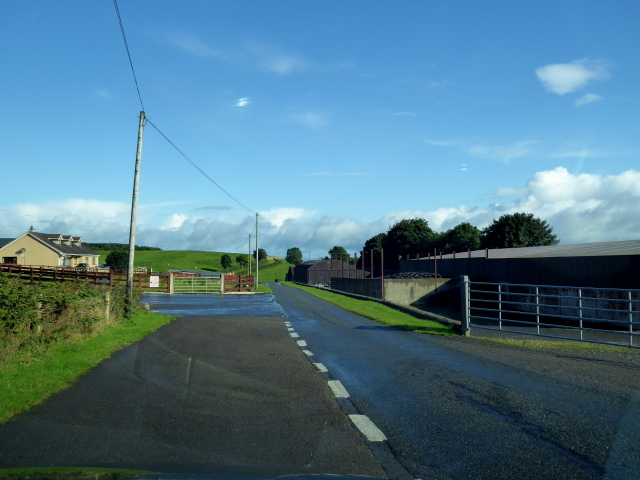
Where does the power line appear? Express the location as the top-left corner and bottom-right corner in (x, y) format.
(146, 118), (255, 214)
(112, 0), (145, 111)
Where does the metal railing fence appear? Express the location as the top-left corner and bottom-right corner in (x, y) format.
(172, 275), (222, 294)
(460, 276), (640, 348)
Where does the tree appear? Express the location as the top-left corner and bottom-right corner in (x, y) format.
(383, 218), (436, 268)
(363, 233), (386, 253)
(253, 249), (267, 261)
(481, 213), (559, 249)
(441, 222), (482, 252)
(220, 254), (232, 269)
(328, 246), (349, 262)
(286, 247), (303, 265)
(236, 255), (248, 266)
(105, 250), (129, 270)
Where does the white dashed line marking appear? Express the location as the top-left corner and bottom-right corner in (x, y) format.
(328, 380), (350, 398)
(302, 350), (314, 356)
(296, 340), (307, 347)
(284, 322), (292, 327)
(349, 414), (387, 442)
(287, 327), (295, 332)
(290, 332), (300, 338)
(314, 363), (328, 373)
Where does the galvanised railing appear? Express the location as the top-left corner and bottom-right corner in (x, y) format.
(460, 276), (640, 348)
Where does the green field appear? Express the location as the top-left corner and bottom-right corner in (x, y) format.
(95, 249), (293, 281)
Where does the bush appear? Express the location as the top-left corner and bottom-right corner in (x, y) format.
(0, 274), (131, 367)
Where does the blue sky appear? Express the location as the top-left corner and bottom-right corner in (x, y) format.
(1, 1), (639, 258)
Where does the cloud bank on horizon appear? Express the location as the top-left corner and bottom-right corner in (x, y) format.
(2, 168), (638, 258)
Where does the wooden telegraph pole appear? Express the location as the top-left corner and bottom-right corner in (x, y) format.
(126, 111), (145, 315)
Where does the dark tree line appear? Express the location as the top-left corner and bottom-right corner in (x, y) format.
(360, 213), (558, 269)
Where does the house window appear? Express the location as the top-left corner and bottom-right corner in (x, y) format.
(2, 257), (18, 264)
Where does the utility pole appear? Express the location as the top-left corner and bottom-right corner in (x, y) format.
(126, 111), (145, 315)
(254, 212), (259, 289)
(248, 234), (252, 275)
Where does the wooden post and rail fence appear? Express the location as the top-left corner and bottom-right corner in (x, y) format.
(0, 264), (255, 294)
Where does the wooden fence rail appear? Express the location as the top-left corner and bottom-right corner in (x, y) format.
(0, 264), (170, 293)
(224, 275), (255, 292)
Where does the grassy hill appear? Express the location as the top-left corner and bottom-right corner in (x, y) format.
(94, 249), (292, 283)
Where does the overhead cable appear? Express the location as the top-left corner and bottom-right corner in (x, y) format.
(112, 0), (145, 111)
(146, 118), (256, 214)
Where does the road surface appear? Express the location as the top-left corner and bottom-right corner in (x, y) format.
(268, 282), (640, 480)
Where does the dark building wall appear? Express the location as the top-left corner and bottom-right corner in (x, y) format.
(400, 255), (639, 289)
(291, 260), (363, 285)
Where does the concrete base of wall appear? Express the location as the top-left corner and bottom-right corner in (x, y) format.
(291, 281), (461, 331)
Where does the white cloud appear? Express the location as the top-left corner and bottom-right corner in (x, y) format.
(468, 140), (537, 163)
(161, 213), (189, 230)
(169, 34), (308, 75)
(244, 40), (309, 75)
(574, 93), (603, 107)
(535, 58), (611, 95)
(169, 34), (227, 60)
(2, 168), (638, 258)
(288, 111), (328, 129)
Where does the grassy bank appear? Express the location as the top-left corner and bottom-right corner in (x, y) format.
(95, 249), (290, 276)
(282, 281), (454, 336)
(0, 309), (174, 424)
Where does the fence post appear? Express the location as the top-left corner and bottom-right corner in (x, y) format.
(104, 291), (111, 324)
(578, 289), (583, 341)
(220, 274), (225, 293)
(498, 284), (502, 330)
(168, 272), (174, 294)
(381, 248), (385, 301)
(535, 286), (540, 335)
(629, 291), (634, 347)
(460, 275), (471, 337)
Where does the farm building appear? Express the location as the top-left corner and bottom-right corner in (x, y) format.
(288, 259), (365, 285)
(399, 240), (640, 289)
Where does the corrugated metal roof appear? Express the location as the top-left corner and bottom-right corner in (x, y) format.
(420, 239), (640, 260)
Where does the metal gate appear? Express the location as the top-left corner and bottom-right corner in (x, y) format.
(173, 274), (222, 294)
(460, 275), (640, 348)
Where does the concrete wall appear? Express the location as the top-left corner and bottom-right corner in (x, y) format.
(331, 277), (455, 306)
(383, 278), (455, 306)
(331, 278), (383, 299)
(400, 255), (639, 289)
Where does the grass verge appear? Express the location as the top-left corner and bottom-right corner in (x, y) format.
(282, 282), (455, 336)
(0, 310), (175, 424)
(0, 467), (155, 480)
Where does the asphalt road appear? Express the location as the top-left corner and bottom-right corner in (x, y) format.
(0, 294), (385, 478)
(267, 282), (640, 480)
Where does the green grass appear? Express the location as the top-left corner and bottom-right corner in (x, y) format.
(282, 282), (455, 336)
(0, 467), (155, 480)
(95, 249), (293, 278)
(474, 336), (638, 353)
(0, 310), (175, 424)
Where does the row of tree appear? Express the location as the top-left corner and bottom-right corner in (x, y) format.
(221, 249), (267, 269)
(286, 213), (559, 270)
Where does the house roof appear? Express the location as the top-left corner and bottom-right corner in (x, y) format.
(1, 231), (98, 257)
(29, 232), (98, 256)
(418, 239), (640, 260)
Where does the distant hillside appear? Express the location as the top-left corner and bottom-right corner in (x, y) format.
(92, 249), (293, 280)
(85, 242), (161, 251)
